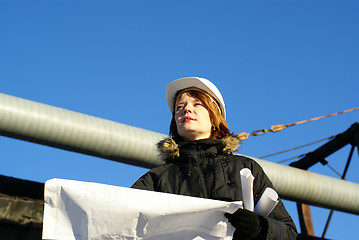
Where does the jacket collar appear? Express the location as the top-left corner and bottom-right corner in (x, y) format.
(157, 135), (240, 161)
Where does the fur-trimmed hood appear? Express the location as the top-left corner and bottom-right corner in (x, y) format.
(157, 135), (240, 161)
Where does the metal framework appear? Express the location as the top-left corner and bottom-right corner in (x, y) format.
(290, 123), (359, 239)
(1, 92), (359, 239)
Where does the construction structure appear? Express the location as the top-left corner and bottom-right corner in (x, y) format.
(1, 93), (358, 239)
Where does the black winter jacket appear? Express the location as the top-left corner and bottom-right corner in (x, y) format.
(132, 136), (298, 240)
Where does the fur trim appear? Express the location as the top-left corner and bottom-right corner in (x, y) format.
(221, 135), (240, 154)
(157, 135), (240, 160)
(157, 138), (179, 160)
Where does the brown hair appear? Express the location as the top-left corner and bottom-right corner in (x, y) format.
(169, 89), (231, 139)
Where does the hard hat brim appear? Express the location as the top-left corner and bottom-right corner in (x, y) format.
(165, 77), (226, 119)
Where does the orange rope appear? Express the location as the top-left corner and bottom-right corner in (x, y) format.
(236, 107), (359, 140)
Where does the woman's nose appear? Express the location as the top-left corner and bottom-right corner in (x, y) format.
(183, 104), (193, 113)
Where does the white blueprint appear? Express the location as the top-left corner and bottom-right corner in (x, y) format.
(42, 178), (243, 240)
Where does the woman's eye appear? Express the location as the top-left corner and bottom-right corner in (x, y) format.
(176, 105), (183, 110)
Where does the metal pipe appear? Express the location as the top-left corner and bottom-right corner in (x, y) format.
(253, 157), (359, 214)
(0, 93), (166, 169)
(1, 93), (359, 215)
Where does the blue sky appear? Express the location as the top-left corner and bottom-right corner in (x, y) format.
(1, 1), (359, 239)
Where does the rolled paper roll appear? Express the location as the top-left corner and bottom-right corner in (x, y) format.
(240, 168), (254, 211)
(254, 187), (279, 216)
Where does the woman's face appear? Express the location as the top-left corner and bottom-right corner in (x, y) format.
(174, 92), (212, 141)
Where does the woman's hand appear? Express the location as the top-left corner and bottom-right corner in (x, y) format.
(225, 208), (264, 239)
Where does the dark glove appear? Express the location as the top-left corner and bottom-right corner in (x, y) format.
(225, 208), (263, 240)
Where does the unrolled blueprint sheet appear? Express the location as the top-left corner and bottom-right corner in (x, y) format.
(42, 178), (243, 240)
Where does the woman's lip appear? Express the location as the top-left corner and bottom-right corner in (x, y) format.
(183, 116), (195, 122)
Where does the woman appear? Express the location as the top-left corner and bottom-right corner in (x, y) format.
(132, 77), (298, 240)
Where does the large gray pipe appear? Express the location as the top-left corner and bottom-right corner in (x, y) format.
(1, 93), (359, 215)
(0, 93), (166, 168)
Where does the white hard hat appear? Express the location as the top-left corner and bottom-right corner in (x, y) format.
(165, 77), (226, 119)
